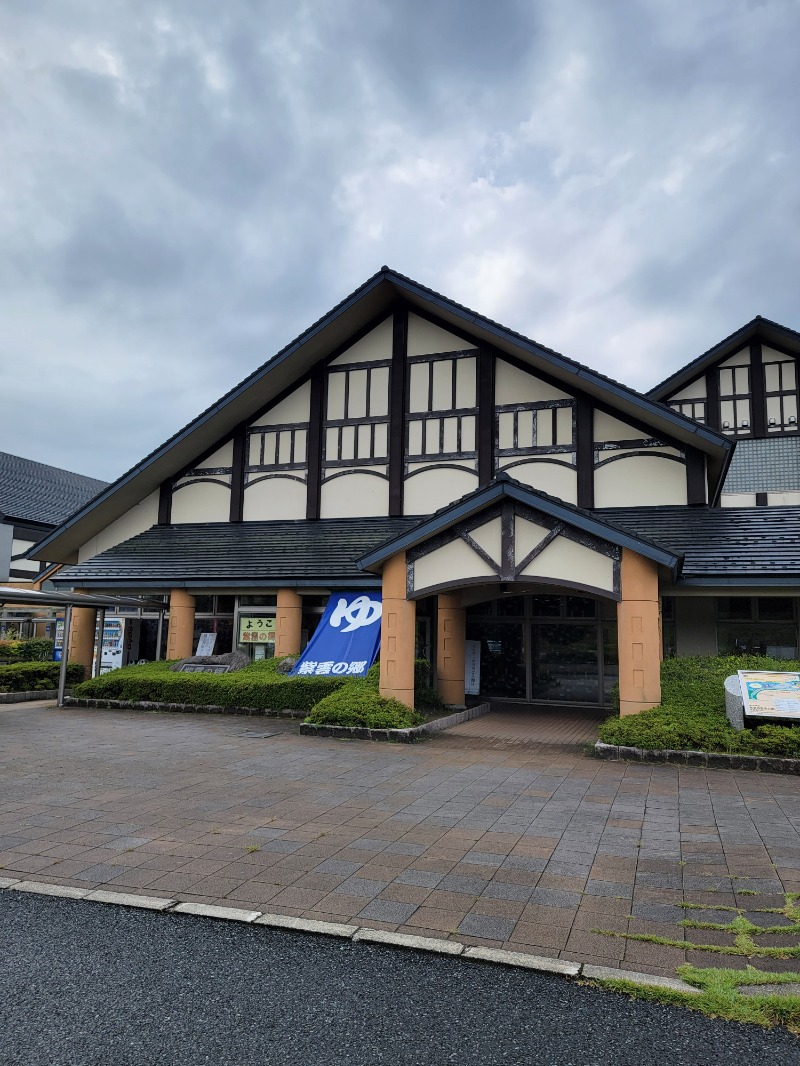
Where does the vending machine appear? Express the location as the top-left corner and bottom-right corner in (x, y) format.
(100, 617), (141, 672)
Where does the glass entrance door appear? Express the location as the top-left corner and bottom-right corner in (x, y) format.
(531, 622), (600, 704)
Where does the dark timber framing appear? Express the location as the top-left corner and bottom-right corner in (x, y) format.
(477, 348), (495, 485)
(749, 341), (767, 437)
(576, 394), (594, 508)
(685, 447), (706, 506)
(229, 423), (246, 523)
(389, 306), (408, 516)
(306, 367), (324, 520)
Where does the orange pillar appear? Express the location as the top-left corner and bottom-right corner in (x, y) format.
(617, 549), (662, 716)
(68, 598), (97, 677)
(436, 593), (465, 707)
(167, 589), (196, 660)
(380, 552), (416, 709)
(276, 589), (303, 656)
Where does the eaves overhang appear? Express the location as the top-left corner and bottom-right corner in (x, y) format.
(358, 477), (682, 575)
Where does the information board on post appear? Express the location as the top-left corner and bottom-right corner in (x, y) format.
(738, 670), (800, 721)
(465, 639), (481, 696)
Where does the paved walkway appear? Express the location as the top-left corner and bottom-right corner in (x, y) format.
(451, 705), (604, 749)
(2, 702), (800, 978)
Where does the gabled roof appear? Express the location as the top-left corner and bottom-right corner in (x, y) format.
(0, 451), (107, 528)
(648, 316), (800, 401)
(33, 267), (732, 563)
(357, 474), (682, 574)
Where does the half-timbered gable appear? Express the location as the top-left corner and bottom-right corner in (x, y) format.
(650, 317), (800, 507)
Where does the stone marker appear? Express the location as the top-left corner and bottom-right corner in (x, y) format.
(724, 675), (744, 731)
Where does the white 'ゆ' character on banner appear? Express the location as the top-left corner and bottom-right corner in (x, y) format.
(329, 596), (382, 633)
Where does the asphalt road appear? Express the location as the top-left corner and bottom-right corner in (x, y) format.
(1, 893), (797, 1066)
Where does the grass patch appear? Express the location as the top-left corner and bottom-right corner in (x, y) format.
(598, 655), (800, 758)
(588, 965), (800, 1033)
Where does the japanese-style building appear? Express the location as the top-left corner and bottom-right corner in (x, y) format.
(30, 269), (800, 714)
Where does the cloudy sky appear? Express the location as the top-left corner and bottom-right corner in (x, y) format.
(2, 0), (798, 482)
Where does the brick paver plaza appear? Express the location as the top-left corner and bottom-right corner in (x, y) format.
(3, 702), (800, 977)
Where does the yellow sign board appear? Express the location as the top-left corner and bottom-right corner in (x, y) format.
(238, 616), (276, 645)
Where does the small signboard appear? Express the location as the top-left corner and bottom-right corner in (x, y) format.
(738, 670), (800, 721)
(195, 632), (217, 656)
(178, 663), (231, 674)
(465, 639), (481, 696)
(238, 616), (276, 645)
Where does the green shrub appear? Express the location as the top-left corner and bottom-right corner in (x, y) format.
(73, 656), (345, 712)
(599, 655), (800, 758)
(305, 682), (423, 729)
(0, 661), (84, 692)
(0, 639), (55, 663)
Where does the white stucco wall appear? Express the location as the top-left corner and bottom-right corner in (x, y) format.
(407, 314), (473, 355)
(498, 459), (577, 504)
(250, 381), (311, 427)
(171, 481), (230, 524)
(320, 472), (390, 518)
(78, 491), (160, 561)
(243, 477), (306, 520)
(403, 466), (479, 516)
(520, 535), (615, 593)
(495, 359), (570, 404)
(330, 317), (393, 365)
(413, 538), (495, 594)
(594, 455), (687, 506)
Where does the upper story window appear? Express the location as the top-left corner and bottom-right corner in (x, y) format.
(325, 363), (390, 466)
(406, 352), (477, 461)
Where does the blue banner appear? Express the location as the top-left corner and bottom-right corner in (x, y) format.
(290, 592), (382, 678)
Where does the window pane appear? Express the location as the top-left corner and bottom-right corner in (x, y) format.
(758, 598), (795, 622)
(529, 595), (561, 617)
(565, 596), (596, 618)
(717, 598), (753, 621)
(496, 595), (525, 617)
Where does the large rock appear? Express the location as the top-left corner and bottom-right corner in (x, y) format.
(170, 651), (250, 673)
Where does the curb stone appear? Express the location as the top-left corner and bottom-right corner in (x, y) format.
(173, 902), (261, 922)
(581, 964), (702, 995)
(0, 879), (715, 993)
(594, 740), (800, 776)
(353, 929), (463, 955)
(254, 914), (357, 937)
(464, 947), (579, 976)
(84, 890), (177, 911)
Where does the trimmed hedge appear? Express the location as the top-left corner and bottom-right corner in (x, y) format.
(0, 639), (55, 663)
(599, 655), (800, 758)
(305, 682), (423, 729)
(0, 661), (84, 692)
(73, 657), (346, 713)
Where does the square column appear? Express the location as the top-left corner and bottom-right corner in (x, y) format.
(67, 598), (97, 677)
(276, 589), (303, 656)
(167, 589), (196, 660)
(379, 552), (416, 709)
(436, 592), (465, 707)
(617, 549), (662, 716)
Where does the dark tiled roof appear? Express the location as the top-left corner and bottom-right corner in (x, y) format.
(53, 518), (420, 587)
(600, 506), (800, 579)
(0, 452), (108, 527)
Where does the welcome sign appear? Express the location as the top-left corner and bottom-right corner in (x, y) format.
(290, 592), (382, 678)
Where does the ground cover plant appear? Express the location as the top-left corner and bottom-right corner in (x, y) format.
(0, 661), (84, 692)
(599, 655), (800, 758)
